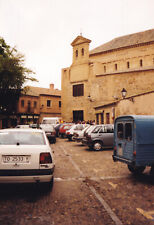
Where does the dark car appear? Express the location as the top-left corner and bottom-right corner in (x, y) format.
(41, 124), (56, 144)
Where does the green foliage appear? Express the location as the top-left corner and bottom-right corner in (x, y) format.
(0, 37), (37, 90)
(0, 37), (37, 114)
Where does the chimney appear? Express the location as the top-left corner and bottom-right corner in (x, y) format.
(50, 83), (54, 90)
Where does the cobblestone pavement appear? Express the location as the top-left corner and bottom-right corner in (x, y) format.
(0, 138), (153, 225)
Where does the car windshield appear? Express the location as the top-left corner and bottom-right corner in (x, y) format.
(0, 131), (46, 145)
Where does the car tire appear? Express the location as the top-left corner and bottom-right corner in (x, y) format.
(68, 137), (72, 141)
(93, 141), (103, 151)
(127, 165), (145, 175)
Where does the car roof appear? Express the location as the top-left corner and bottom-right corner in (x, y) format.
(1, 128), (43, 133)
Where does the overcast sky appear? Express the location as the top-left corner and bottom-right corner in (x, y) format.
(0, 0), (154, 90)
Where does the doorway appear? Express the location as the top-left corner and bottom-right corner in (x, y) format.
(73, 110), (83, 122)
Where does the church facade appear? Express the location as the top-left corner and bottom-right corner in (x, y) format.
(61, 29), (154, 123)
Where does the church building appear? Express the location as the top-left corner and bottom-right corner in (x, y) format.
(61, 29), (154, 123)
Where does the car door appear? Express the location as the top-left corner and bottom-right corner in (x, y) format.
(99, 126), (113, 147)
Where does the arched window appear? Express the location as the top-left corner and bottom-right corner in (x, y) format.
(81, 48), (84, 56)
(76, 49), (78, 57)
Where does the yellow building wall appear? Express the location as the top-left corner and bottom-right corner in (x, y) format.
(18, 95), (39, 115)
(39, 95), (61, 123)
(116, 93), (154, 117)
(61, 35), (154, 123)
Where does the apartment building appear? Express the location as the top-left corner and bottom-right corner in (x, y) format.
(0, 83), (61, 128)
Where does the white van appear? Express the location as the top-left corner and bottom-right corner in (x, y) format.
(41, 117), (61, 126)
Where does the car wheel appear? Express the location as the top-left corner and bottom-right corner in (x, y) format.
(93, 141), (103, 151)
(127, 165), (145, 175)
(68, 137), (72, 141)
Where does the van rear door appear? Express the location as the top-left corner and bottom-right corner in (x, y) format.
(115, 121), (134, 162)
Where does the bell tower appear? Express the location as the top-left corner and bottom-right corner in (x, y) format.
(71, 35), (91, 65)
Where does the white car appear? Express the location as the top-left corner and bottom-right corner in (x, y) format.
(73, 125), (90, 142)
(0, 128), (55, 189)
(66, 124), (86, 141)
(16, 125), (30, 129)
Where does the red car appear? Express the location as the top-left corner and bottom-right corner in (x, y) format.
(59, 124), (73, 138)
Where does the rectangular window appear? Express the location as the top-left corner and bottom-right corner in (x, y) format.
(127, 61), (130, 68)
(96, 114), (99, 124)
(101, 112), (104, 124)
(125, 123), (132, 141)
(28, 101), (31, 107)
(34, 101), (37, 108)
(59, 101), (61, 108)
(115, 64), (117, 71)
(47, 100), (51, 107)
(21, 100), (24, 107)
(140, 59), (143, 67)
(106, 113), (110, 124)
(73, 84), (84, 97)
(104, 66), (106, 73)
(117, 123), (124, 139)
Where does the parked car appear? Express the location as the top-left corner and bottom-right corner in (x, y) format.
(81, 125), (97, 145)
(42, 124), (56, 144)
(29, 124), (40, 129)
(113, 115), (154, 175)
(16, 125), (30, 129)
(66, 124), (85, 141)
(0, 128), (55, 189)
(40, 118), (60, 142)
(41, 117), (62, 126)
(73, 125), (90, 142)
(59, 124), (74, 138)
(85, 124), (114, 151)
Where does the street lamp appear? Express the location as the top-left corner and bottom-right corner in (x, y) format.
(121, 88), (127, 98)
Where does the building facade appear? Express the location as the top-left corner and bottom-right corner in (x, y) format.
(17, 83), (61, 125)
(61, 29), (154, 123)
(0, 83), (61, 128)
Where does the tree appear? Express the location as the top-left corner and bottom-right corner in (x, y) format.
(0, 37), (37, 114)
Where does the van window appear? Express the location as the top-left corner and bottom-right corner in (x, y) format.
(125, 123), (132, 141)
(117, 123), (124, 139)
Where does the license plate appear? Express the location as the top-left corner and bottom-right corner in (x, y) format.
(2, 155), (30, 163)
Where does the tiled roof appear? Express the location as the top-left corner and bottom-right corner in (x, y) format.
(22, 86), (61, 97)
(90, 29), (154, 55)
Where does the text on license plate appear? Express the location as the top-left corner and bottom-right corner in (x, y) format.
(2, 155), (30, 163)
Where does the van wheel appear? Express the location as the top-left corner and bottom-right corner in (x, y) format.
(93, 141), (103, 151)
(127, 165), (145, 175)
